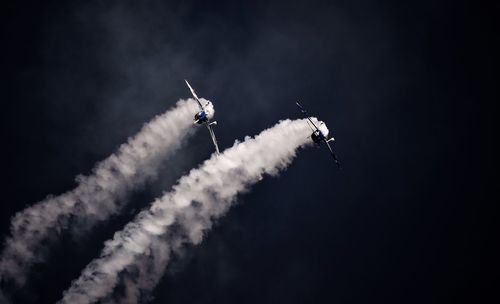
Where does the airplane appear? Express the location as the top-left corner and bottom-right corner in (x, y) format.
(296, 101), (341, 168)
(185, 80), (220, 154)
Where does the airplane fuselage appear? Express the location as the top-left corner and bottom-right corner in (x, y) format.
(311, 130), (325, 144)
(194, 110), (209, 125)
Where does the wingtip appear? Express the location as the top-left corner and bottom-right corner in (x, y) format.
(296, 101), (307, 114)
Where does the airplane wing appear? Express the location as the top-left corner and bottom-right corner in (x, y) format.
(324, 139), (341, 168)
(185, 80), (204, 110)
(295, 101), (307, 115)
(296, 101), (320, 131)
(206, 124), (220, 154)
(305, 120), (315, 132)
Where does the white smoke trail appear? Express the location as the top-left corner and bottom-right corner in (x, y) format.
(59, 118), (322, 304)
(0, 98), (207, 287)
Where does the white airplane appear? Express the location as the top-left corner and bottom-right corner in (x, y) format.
(296, 101), (341, 168)
(185, 80), (220, 154)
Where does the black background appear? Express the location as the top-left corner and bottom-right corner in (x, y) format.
(1, 0), (497, 303)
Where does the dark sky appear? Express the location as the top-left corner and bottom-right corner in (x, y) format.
(1, 0), (497, 303)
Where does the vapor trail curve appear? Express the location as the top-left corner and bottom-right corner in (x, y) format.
(59, 118), (321, 304)
(0, 98), (205, 287)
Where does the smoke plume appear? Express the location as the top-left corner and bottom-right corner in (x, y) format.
(0, 98), (205, 286)
(59, 118), (320, 304)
